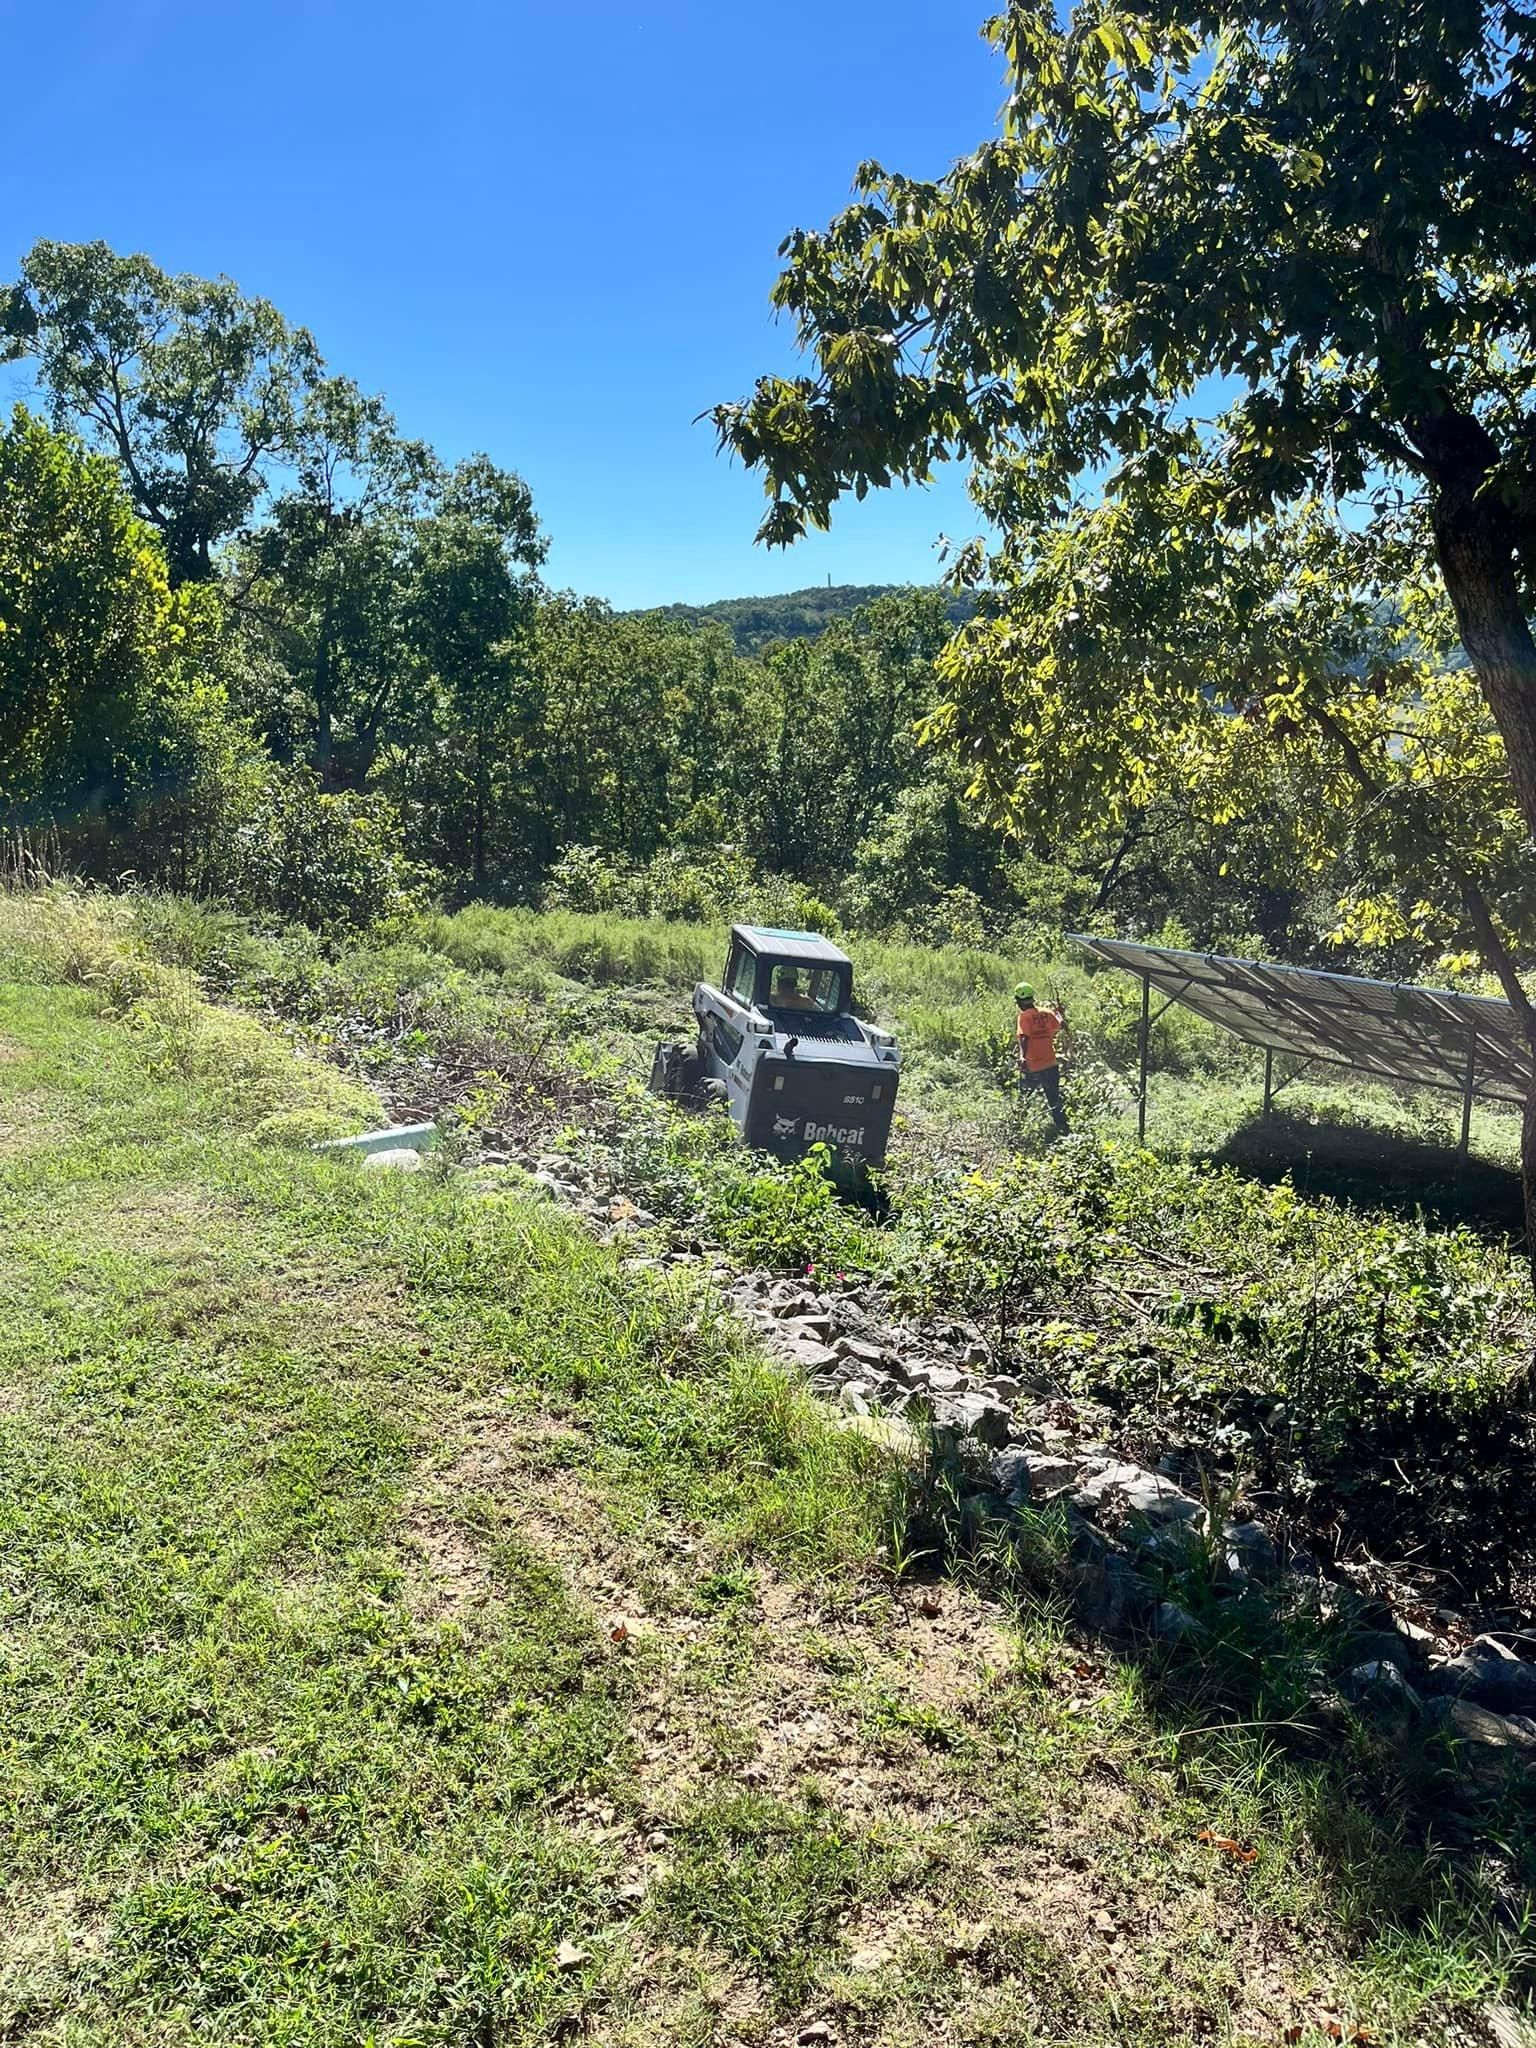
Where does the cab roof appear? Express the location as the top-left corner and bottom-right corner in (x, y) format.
(731, 923), (851, 969)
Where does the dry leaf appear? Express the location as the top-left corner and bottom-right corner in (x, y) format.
(1197, 1827), (1258, 1863)
(1283, 2029), (1303, 2045)
(797, 2026), (835, 2046)
(1092, 1908), (1116, 1933)
(554, 1940), (590, 1970)
(918, 1589), (943, 1618)
(607, 1616), (631, 1646)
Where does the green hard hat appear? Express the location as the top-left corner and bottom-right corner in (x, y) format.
(1014, 981), (1035, 1005)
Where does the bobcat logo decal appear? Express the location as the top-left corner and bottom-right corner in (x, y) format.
(772, 1113), (799, 1140)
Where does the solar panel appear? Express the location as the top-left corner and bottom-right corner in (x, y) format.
(1069, 936), (1533, 1108)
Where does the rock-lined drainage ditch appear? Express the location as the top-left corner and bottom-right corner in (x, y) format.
(343, 1121), (1536, 1795)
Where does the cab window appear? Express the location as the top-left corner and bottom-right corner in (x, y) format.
(767, 964), (846, 1013)
(724, 944), (758, 1007)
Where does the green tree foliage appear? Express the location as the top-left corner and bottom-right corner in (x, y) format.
(715, 0), (1536, 1229)
(754, 590), (950, 876)
(237, 387), (545, 795)
(640, 582), (971, 656)
(235, 378), (438, 785)
(2, 240), (320, 584)
(389, 457), (548, 890)
(227, 769), (419, 931)
(0, 405), (240, 828)
(526, 599), (768, 866)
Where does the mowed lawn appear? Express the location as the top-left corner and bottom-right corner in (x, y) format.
(0, 966), (1526, 2046)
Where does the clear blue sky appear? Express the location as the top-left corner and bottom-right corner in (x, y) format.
(1, 1), (1005, 608)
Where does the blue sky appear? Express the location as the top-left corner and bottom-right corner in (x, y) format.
(1, 1), (1005, 608)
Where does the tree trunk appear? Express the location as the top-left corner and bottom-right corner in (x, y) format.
(314, 613), (335, 789)
(473, 724), (487, 892)
(1433, 497), (1536, 1264)
(1432, 495), (1536, 836)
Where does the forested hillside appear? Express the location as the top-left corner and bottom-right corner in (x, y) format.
(636, 581), (973, 655)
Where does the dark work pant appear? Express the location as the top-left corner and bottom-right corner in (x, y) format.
(1020, 1064), (1069, 1132)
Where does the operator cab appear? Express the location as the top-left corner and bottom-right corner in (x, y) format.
(724, 926), (863, 1041)
(652, 923), (901, 1172)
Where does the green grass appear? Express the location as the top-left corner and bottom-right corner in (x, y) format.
(1, 900), (1535, 2043)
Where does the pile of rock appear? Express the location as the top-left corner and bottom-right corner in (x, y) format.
(454, 1133), (1535, 1791)
(1340, 1633), (1536, 1788)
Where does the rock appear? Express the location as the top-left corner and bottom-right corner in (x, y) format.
(782, 1315), (834, 1345)
(1422, 1696), (1536, 1788)
(914, 1364), (967, 1396)
(1022, 1453), (1080, 1498)
(1069, 1523), (1148, 1631)
(1222, 1518), (1280, 1582)
(1074, 1461), (1204, 1530)
(989, 1446), (1035, 1505)
(1153, 1600), (1203, 1642)
(964, 1490), (1013, 1529)
(1343, 1628), (1425, 1678)
(834, 1336), (887, 1368)
(962, 1340), (991, 1367)
(838, 1381), (872, 1417)
(1429, 1646), (1536, 1719)
(1343, 1660), (1423, 1744)
(929, 1392), (1011, 1450)
(985, 1375), (1023, 1403)
(363, 1146), (425, 1172)
(768, 1287), (815, 1316)
(838, 1412), (920, 1454)
(784, 1338), (840, 1373)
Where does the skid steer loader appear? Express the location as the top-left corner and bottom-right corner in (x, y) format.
(649, 925), (901, 1170)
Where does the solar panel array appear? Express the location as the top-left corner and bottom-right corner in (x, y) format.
(1069, 936), (1534, 1107)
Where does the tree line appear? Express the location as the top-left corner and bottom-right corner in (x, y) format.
(1, 224), (1527, 1015)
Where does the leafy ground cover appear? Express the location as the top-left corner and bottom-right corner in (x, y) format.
(3, 893), (1536, 2044)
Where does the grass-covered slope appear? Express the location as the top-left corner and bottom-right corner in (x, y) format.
(1, 891), (1534, 2045)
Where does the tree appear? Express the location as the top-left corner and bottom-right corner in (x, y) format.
(393, 457), (547, 891)
(715, 0), (1536, 1240)
(1, 239), (319, 584)
(237, 387), (544, 796)
(753, 590), (950, 876)
(237, 379), (438, 787)
(0, 404), (230, 824)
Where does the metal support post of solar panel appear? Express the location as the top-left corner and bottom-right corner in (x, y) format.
(1069, 936), (1533, 1159)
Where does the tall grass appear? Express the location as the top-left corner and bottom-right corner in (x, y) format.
(424, 904), (718, 992)
(426, 904), (1242, 1079)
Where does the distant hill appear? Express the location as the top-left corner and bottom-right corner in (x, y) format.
(634, 583), (972, 657)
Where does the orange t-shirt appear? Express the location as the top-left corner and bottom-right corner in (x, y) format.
(1016, 1005), (1063, 1072)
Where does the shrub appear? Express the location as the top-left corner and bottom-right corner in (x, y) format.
(888, 1138), (1534, 1595)
(227, 770), (420, 932)
(541, 843), (840, 935)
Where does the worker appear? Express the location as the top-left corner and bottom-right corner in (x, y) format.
(1014, 981), (1069, 1132)
(771, 965), (812, 1008)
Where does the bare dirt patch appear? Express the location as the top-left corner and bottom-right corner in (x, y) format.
(397, 1390), (1373, 2043)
